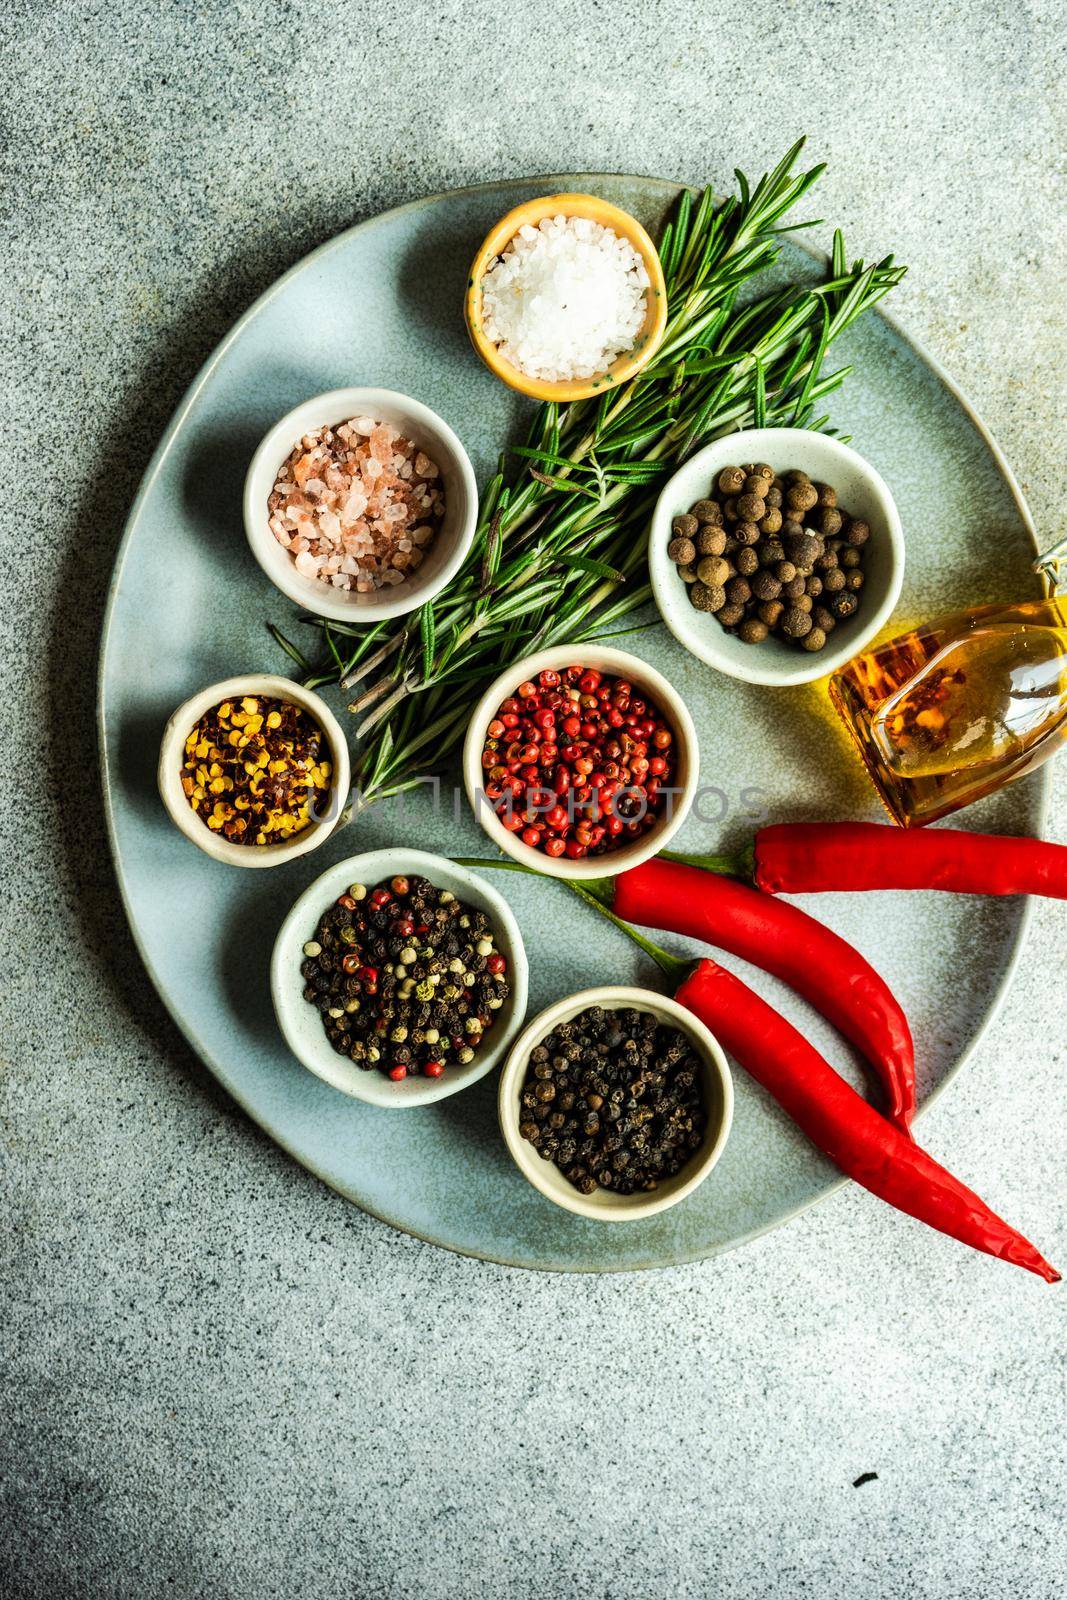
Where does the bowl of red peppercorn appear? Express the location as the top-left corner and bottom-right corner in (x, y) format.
(462, 646), (699, 880)
(648, 428), (904, 687)
(271, 849), (529, 1107)
(498, 987), (733, 1221)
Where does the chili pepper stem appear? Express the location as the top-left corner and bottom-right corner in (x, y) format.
(659, 843), (756, 880)
(452, 856), (692, 984)
(567, 882), (692, 984)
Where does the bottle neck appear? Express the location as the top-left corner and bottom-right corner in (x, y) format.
(1035, 533), (1067, 597)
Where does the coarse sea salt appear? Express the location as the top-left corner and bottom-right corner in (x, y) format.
(267, 419), (445, 593)
(480, 213), (650, 383)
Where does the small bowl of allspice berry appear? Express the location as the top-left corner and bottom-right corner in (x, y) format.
(647, 428), (904, 687)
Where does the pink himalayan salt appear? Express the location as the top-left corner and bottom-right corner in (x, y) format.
(268, 419), (445, 593)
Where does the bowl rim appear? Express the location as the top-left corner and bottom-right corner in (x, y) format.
(647, 426), (905, 688)
(270, 847), (530, 1108)
(242, 385), (479, 623)
(498, 984), (734, 1222)
(461, 643), (699, 881)
(157, 673), (351, 869)
(464, 192), (668, 403)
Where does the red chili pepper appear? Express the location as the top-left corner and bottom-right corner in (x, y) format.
(754, 821), (1067, 900)
(675, 959), (1058, 1282)
(569, 881), (1058, 1283)
(598, 856), (916, 1133)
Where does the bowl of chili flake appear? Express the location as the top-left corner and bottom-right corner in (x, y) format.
(158, 674), (351, 868)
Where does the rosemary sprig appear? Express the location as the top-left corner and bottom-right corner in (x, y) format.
(273, 141), (905, 799)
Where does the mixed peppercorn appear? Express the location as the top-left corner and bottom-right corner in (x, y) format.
(300, 874), (510, 1080)
(519, 1004), (708, 1194)
(181, 695), (332, 845)
(479, 665), (676, 860)
(668, 464), (871, 652)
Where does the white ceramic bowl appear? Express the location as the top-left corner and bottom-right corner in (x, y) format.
(271, 849), (529, 1108)
(461, 644), (699, 881)
(498, 986), (733, 1222)
(243, 387), (479, 623)
(158, 674), (351, 868)
(648, 428), (905, 687)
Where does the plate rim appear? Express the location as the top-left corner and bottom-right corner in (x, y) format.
(97, 171), (1049, 1273)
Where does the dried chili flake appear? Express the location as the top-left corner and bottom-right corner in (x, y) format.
(180, 695), (332, 846)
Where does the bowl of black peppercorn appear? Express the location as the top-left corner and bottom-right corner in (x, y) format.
(498, 986), (733, 1220)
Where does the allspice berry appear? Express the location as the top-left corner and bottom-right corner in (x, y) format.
(831, 592), (859, 619)
(742, 475), (769, 498)
(759, 507), (783, 535)
(738, 618), (769, 644)
(736, 546), (759, 576)
(846, 518), (871, 547)
(718, 466), (745, 496)
(840, 546), (861, 569)
(717, 602), (745, 627)
(758, 599), (785, 628)
(725, 575), (751, 607)
(785, 481), (819, 514)
(692, 499), (721, 524)
(782, 576), (807, 601)
(696, 525), (726, 557)
(818, 507), (843, 538)
(764, 486), (783, 509)
(812, 605), (837, 632)
(734, 520), (761, 546)
(678, 563), (697, 583)
(785, 532), (821, 572)
(751, 569), (781, 602)
(752, 462), (775, 484)
(806, 574), (823, 598)
(696, 555), (731, 588)
(690, 580), (724, 613)
(814, 483), (837, 508)
(846, 569), (866, 592)
(823, 568), (846, 593)
(775, 560), (797, 584)
(781, 605), (813, 639)
(760, 538), (785, 566)
(801, 626), (828, 652)
(672, 513), (699, 539)
(668, 536), (696, 566)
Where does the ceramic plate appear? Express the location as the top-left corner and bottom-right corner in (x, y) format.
(98, 175), (1045, 1271)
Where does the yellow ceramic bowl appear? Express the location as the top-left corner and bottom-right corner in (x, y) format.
(464, 193), (668, 403)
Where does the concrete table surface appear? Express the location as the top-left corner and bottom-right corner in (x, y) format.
(2, 1), (1064, 1595)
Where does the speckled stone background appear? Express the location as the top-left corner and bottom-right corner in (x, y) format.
(3, 1), (1065, 1596)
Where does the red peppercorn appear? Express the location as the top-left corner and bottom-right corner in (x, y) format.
(517, 680), (537, 698)
(423, 1061), (445, 1078)
(369, 888), (391, 909)
(486, 953), (506, 974)
(544, 837), (566, 857)
(395, 917), (415, 937)
(521, 826), (541, 847)
(487, 718), (505, 738)
(579, 670), (601, 693)
(337, 894), (357, 911)
(342, 954), (359, 974)
(387, 1064), (407, 1082)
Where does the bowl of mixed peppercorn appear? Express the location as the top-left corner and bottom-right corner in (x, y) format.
(462, 645), (699, 881)
(158, 674), (351, 867)
(271, 849), (529, 1106)
(648, 428), (904, 687)
(498, 987), (733, 1220)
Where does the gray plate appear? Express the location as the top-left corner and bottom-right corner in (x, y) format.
(98, 175), (1044, 1271)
